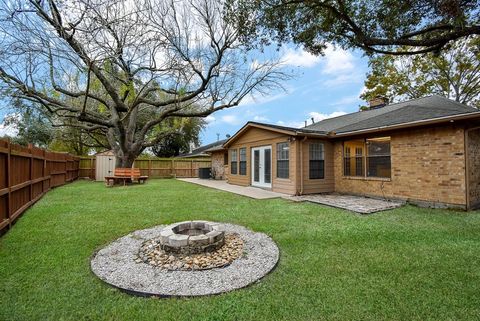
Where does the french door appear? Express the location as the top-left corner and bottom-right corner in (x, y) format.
(251, 146), (272, 188)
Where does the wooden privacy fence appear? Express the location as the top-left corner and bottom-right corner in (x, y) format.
(79, 156), (211, 179)
(0, 139), (79, 233)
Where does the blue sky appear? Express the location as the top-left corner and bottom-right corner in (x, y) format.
(200, 45), (369, 144)
(0, 45), (370, 143)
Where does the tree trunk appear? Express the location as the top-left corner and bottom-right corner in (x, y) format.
(115, 151), (138, 168)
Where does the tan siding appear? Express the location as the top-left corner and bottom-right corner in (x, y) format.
(333, 124), (467, 208)
(227, 127), (297, 194)
(300, 139), (335, 194)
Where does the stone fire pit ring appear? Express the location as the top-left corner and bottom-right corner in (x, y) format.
(90, 223), (279, 297)
(159, 221), (225, 255)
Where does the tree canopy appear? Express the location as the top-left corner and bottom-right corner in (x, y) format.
(150, 117), (205, 157)
(2, 108), (53, 148)
(0, 0), (288, 166)
(361, 36), (480, 108)
(226, 0), (480, 55)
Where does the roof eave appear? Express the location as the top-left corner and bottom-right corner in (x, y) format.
(332, 111), (480, 138)
(224, 122), (297, 147)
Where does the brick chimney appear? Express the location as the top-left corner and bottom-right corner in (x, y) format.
(368, 96), (388, 109)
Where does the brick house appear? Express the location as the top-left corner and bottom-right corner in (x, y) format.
(210, 96), (480, 210)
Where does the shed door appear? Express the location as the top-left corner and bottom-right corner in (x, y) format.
(95, 155), (116, 181)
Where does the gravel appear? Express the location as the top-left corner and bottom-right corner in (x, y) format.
(137, 233), (244, 271)
(90, 223), (279, 297)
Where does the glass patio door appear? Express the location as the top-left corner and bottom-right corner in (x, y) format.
(251, 146), (272, 188)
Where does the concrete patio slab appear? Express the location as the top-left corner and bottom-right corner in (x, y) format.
(177, 178), (287, 199)
(286, 194), (405, 214)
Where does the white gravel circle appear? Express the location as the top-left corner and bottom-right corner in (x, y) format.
(90, 223), (279, 297)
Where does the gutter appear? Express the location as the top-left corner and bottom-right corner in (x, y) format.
(330, 111), (480, 138)
(294, 131), (327, 137)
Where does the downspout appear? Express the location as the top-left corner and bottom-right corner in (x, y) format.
(299, 136), (307, 195)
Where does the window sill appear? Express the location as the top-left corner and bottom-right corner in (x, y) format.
(275, 178), (291, 182)
(343, 176), (391, 182)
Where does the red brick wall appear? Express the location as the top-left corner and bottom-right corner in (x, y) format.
(333, 125), (467, 208)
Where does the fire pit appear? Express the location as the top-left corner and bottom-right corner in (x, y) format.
(159, 221), (225, 255)
(91, 223), (279, 297)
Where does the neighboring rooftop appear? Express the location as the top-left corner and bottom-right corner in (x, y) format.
(179, 139), (228, 158)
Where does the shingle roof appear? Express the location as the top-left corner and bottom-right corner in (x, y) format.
(304, 95), (477, 134)
(179, 139), (228, 157)
(246, 121), (327, 134)
(204, 144), (227, 152)
(223, 96), (480, 147)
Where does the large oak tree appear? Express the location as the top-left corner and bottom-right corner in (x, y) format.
(361, 36), (480, 108)
(0, 0), (287, 166)
(226, 0), (480, 55)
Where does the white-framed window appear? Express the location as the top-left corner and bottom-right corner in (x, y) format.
(276, 142), (289, 179)
(230, 149), (238, 175)
(309, 143), (324, 179)
(239, 148), (247, 175)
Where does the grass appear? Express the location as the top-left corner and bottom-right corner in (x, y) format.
(1, 179), (480, 321)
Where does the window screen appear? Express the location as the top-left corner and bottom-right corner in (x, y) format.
(276, 142), (289, 179)
(366, 138), (391, 178)
(355, 147), (364, 176)
(309, 143), (324, 179)
(230, 149), (237, 175)
(343, 137), (391, 178)
(343, 140), (364, 177)
(239, 148), (247, 175)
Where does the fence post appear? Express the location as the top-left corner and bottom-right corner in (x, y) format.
(6, 140), (11, 228)
(191, 160), (193, 177)
(43, 149), (47, 193)
(171, 159), (175, 178)
(63, 154), (67, 184)
(148, 159), (152, 177)
(28, 144), (33, 203)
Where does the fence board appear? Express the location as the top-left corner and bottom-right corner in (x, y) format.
(0, 139), (80, 234)
(78, 156), (211, 179)
(134, 158), (211, 178)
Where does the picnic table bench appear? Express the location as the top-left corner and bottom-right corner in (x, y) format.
(105, 168), (149, 186)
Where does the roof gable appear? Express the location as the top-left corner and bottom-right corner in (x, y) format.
(223, 121), (326, 147)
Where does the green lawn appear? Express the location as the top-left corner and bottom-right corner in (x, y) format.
(1, 180), (480, 321)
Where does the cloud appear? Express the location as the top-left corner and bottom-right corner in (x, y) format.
(205, 115), (216, 123)
(276, 120), (305, 128)
(240, 92), (288, 107)
(280, 47), (321, 68)
(319, 44), (363, 87)
(253, 115), (269, 122)
(308, 111), (347, 122)
(330, 95), (359, 107)
(220, 115), (240, 125)
(321, 45), (355, 75)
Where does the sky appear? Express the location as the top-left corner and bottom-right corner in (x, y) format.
(199, 45), (370, 145)
(0, 45), (370, 144)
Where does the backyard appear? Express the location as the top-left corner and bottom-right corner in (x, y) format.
(1, 179), (480, 321)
